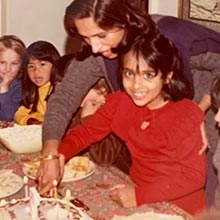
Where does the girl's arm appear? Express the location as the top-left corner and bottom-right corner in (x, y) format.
(37, 96), (114, 196)
(198, 94), (211, 113)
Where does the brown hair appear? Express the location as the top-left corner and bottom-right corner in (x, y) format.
(64, 0), (157, 59)
(120, 33), (192, 101)
(0, 35), (26, 58)
(20, 41), (60, 112)
(92, 78), (110, 95)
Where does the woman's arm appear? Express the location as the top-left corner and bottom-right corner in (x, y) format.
(37, 56), (111, 196)
(42, 55), (109, 150)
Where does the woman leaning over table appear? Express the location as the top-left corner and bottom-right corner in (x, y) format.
(37, 0), (208, 197)
(37, 0), (156, 194)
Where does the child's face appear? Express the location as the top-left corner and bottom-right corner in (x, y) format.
(27, 58), (53, 87)
(80, 88), (107, 108)
(214, 108), (220, 128)
(0, 48), (22, 79)
(122, 52), (171, 109)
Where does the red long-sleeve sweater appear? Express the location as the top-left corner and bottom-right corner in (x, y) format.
(59, 91), (207, 215)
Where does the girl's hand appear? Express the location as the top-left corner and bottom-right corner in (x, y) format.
(36, 154), (65, 197)
(109, 184), (137, 208)
(81, 100), (104, 118)
(0, 72), (15, 93)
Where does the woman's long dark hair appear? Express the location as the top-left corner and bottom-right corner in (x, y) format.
(120, 33), (192, 101)
(21, 41), (60, 112)
(64, 0), (157, 60)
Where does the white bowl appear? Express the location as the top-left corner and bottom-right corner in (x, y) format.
(0, 125), (42, 154)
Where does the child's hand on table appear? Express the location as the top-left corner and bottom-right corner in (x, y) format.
(109, 184), (137, 208)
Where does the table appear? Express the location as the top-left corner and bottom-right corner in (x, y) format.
(0, 145), (192, 220)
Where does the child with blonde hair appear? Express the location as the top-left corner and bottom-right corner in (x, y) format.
(0, 35), (26, 127)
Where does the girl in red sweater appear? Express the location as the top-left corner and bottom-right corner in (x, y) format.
(40, 33), (207, 215)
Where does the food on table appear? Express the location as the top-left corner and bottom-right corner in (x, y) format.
(0, 124), (42, 154)
(23, 156), (92, 180)
(66, 156), (90, 177)
(111, 211), (185, 220)
(0, 169), (23, 198)
(0, 187), (92, 220)
(23, 159), (40, 177)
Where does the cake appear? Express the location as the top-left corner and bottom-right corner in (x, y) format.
(0, 188), (92, 220)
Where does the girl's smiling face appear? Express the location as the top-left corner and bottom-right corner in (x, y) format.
(27, 58), (53, 87)
(122, 51), (172, 109)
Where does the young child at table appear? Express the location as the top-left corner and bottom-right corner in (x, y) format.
(0, 35), (26, 127)
(71, 77), (131, 169)
(14, 41), (60, 125)
(54, 54), (131, 170)
(56, 33), (207, 215)
(210, 75), (220, 210)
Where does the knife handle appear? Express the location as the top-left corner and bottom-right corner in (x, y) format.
(70, 198), (90, 211)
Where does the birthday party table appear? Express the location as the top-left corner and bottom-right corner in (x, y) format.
(0, 144), (193, 220)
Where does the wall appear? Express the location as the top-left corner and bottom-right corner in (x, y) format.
(149, 0), (179, 17)
(1, 0), (73, 55)
(0, 0), (179, 54)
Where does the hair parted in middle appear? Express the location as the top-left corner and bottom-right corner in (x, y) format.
(64, 0), (157, 59)
(120, 33), (192, 101)
(20, 40), (60, 111)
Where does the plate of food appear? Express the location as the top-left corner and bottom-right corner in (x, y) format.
(22, 156), (96, 182)
(0, 169), (24, 198)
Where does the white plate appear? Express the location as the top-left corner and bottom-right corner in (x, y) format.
(23, 160), (96, 183)
(0, 170), (23, 198)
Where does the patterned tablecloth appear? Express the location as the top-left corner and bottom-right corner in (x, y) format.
(0, 145), (192, 220)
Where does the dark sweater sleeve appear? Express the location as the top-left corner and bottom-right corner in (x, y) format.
(0, 79), (22, 121)
(42, 55), (110, 141)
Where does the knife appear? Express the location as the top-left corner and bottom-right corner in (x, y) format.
(58, 190), (90, 211)
(70, 198), (90, 211)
